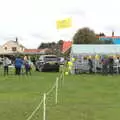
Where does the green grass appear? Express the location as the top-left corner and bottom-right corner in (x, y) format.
(1, 70), (120, 120)
(59, 74), (120, 120)
(0, 71), (59, 120)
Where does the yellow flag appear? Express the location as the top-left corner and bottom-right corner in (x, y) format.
(56, 18), (72, 29)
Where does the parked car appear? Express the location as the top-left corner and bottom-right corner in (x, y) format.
(0, 57), (3, 65)
(35, 55), (60, 72)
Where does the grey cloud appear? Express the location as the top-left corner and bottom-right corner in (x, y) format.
(103, 25), (120, 35)
(32, 34), (46, 39)
(60, 33), (70, 37)
(31, 33), (52, 40)
(0, 34), (14, 41)
(0, 33), (25, 43)
(105, 25), (120, 31)
(63, 9), (86, 17)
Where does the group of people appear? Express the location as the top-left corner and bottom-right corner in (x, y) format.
(100, 56), (120, 75)
(71, 55), (120, 75)
(3, 56), (33, 76)
(87, 56), (120, 75)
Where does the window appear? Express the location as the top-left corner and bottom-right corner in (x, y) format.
(5, 47), (7, 50)
(45, 56), (57, 61)
(12, 47), (17, 51)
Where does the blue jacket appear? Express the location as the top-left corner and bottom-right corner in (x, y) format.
(15, 58), (23, 68)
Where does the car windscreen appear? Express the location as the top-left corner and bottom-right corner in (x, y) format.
(44, 56), (57, 61)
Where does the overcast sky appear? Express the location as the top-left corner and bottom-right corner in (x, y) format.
(0, 0), (120, 48)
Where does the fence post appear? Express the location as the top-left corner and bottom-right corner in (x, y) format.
(62, 67), (65, 85)
(55, 77), (59, 104)
(43, 93), (46, 120)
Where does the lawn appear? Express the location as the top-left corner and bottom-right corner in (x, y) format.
(1, 70), (120, 120)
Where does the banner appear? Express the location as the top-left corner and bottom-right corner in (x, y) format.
(56, 18), (72, 29)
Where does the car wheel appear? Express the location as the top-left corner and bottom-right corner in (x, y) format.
(40, 67), (43, 72)
(36, 68), (39, 71)
(56, 68), (59, 72)
(38, 66), (43, 72)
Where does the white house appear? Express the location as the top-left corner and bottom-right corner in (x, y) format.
(2, 39), (26, 54)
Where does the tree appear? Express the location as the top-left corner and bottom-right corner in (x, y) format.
(38, 42), (57, 49)
(73, 27), (98, 44)
(38, 42), (59, 55)
(50, 42), (57, 54)
(97, 32), (106, 37)
(57, 40), (64, 51)
(38, 43), (48, 49)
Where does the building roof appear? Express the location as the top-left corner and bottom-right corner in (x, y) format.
(24, 49), (42, 53)
(99, 36), (120, 44)
(99, 36), (120, 38)
(71, 44), (120, 55)
(2, 40), (18, 46)
(62, 41), (72, 53)
(24, 48), (52, 54)
(2, 40), (26, 48)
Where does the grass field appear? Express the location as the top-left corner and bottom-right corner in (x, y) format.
(1, 70), (120, 120)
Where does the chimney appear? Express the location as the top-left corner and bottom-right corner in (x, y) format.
(112, 31), (114, 37)
(16, 37), (18, 43)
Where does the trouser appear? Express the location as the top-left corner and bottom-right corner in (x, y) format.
(118, 67), (120, 73)
(25, 67), (31, 75)
(75, 68), (78, 74)
(4, 66), (8, 75)
(89, 66), (93, 73)
(15, 67), (21, 75)
(109, 65), (113, 75)
(102, 65), (108, 75)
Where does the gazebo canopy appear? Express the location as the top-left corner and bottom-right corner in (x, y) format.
(71, 44), (120, 56)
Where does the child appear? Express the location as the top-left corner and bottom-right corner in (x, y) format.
(24, 61), (31, 75)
